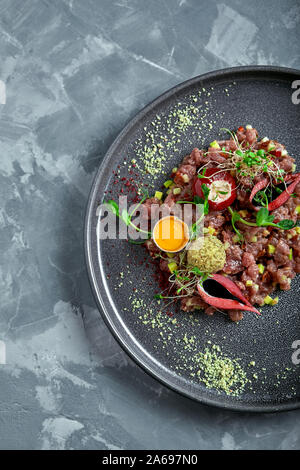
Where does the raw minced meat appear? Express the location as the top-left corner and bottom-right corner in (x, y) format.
(142, 126), (300, 321)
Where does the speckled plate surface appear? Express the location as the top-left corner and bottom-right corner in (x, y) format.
(85, 66), (300, 412)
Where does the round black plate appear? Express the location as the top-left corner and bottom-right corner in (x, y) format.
(85, 66), (300, 412)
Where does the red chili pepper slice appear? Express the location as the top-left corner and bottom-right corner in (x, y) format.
(250, 173), (300, 207)
(211, 274), (254, 307)
(268, 173), (300, 211)
(284, 172), (300, 182)
(193, 168), (237, 211)
(197, 275), (260, 314)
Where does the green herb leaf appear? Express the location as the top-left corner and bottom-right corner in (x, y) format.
(201, 183), (210, 198)
(106, 200), (119, 217)
(276, 219), (296, 230)
(121, 209), (131, 226)
(190, 222), (198, 237)
(190, 267), (204, 276)
(256, 207), (274, 226)
(177, 275), (190, 281)
(228, 207), (243, 241)
(190, 267), (202, 275)
(201, 183), (210, 215)
(197, 168), (207, 178)
(176, 286), (185, 294)
(106, 197), (151, 236)
(232, 212), (241, 223)
(253, 190), (269, 207)
(127, 238), (149, 244)
(194, 195), (204, 204)
(154, 294), (163, 300)
(176, 195), (204, 205)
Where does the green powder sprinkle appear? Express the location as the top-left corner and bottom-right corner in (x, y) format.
(193, 345), (248, 396)
(129, 292), (248, 396)
(130, 89), (225, 184)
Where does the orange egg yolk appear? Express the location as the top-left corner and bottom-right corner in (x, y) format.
(153, 216), (189, 252)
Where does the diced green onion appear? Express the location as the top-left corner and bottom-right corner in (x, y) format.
(257, 264), (265, 274)
(268, 244), (276, 254)
(239, 210), (248, 218)
(173, 187), (181, 195)
(264, 295), (273, 305)
(209, 140), (220, 149)
(268, 142), (276, 151)
(168, 262), (178, 273)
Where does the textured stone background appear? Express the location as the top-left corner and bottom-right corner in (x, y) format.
(0, 0), (300, 450)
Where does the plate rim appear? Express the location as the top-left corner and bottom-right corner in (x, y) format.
(85, 65), (300, 413)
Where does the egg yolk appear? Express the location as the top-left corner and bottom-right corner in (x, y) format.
(153, 216), (189, 252)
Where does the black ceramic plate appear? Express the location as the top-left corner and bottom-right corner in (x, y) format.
(85, 66), (300, 412)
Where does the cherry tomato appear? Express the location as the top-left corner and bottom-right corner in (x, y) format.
(193, 168), (237, 211)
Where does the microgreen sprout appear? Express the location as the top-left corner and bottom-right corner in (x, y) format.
(201, 183), (210, 215)
(153, 265), (211, 301)
(199, 129), (288, 189)
(106, 190), (152, 240)
(228, 206), (295, 242)
(175, 196), (205, 240)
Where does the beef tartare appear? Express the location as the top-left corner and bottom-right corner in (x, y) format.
(140, 126), (300, 321)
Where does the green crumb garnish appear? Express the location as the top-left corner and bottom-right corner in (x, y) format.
(131, 92), (220, 184)
(131, 289), (248, 396)
(187, 235), (226, 273)
(193, 345), (248, 396)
